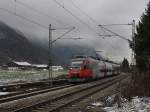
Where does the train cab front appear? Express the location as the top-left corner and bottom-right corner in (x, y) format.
(67, 61), (85, 82)
(67, 57), (92, 82)
(68, 67), (80, 77)
(68, 67), (83, 82)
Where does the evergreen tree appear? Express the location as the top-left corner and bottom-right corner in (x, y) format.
(121, 58), (129, 72)
(130, 2), (150, 71)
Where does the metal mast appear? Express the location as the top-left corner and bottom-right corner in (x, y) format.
(131, 20), (136, 66)
(49, 24), (53, 86)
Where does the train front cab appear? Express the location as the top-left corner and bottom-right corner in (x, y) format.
(68, 65), (92, 82)
(68, 58), (95, 82)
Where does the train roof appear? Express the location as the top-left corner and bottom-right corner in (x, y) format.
(72, 55), (97, 60)
(72, 55), (120, 65)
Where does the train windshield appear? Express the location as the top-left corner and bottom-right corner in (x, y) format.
(71, 61), (83, 68)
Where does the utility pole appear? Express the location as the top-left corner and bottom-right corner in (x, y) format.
(49, 24), (53, 86)
(48, 25), (76, 86)
(131, 20), (136, 76)
(131, 20), (136, 65)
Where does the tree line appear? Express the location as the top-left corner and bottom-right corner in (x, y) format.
(130, 1), (150, 72)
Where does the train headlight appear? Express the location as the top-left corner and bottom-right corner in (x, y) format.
(70, 68), (73, 70)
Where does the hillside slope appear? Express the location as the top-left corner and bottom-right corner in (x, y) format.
(0, 21), (96, 66)
(0, 22), (48, 65)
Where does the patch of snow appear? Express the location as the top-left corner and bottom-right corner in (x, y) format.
(91, 102), (103, 107)
(0, 92), (9, 95)
(103, 96), (150, 112)
(28, 88), (37, 91)
(13, 61), (31, 66)
(32, 64), (48, 68)
(86, 106), (95, 109)
(106, 95), (115, 103)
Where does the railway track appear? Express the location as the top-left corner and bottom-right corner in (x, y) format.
(0, 79), (67, 92)
(0, 84), (64, 99)
(0, 78), (70, 101)
(0, 84), (74, 104)
(7, 75), (125, 112)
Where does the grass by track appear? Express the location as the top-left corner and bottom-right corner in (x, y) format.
(0, 69), (67, 84)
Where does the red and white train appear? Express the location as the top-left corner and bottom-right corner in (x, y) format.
(68, 55), (120, 82)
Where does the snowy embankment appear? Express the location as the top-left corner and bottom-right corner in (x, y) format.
(0, 69), (67, 84)
(90, 95), (150, 112)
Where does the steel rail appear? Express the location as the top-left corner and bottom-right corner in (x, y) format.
(13, 75), (124, 112)
(0, 84), (74, 104)
(46, 77), (123, 112)
(0, 79), (67, 91)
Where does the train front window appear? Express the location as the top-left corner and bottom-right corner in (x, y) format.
(71, 61), (83, 68)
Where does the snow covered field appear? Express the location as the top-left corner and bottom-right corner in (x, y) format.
(0, 69), (67, 84)
(91, 95), (150, 112)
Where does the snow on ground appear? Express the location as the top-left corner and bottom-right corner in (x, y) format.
(91, 102), (103, 107)
(94, 96), (150, 112)
(0, 92), (10, 95)
(0, 69), (67, 84)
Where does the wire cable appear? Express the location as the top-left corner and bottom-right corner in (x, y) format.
(15, 0), (67, 26)
(51, 27), (75, 44)
(70, 0), (98, 26)
(0, 8), (48, 29)
(99, 23), (132, 26)
(70, 0), (130, 42)
(52, 0), (100, 35)
(99, 25), (130, 41)
(70, 0), (132, 62)
(0, 7), (75, 31)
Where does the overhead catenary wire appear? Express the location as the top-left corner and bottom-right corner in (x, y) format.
(0, 7), (48, 29)
(95, 19), (123, 61)
(98, 25), (130, 41)
(60, 37), (82, 40)
(99, 23), (132, 26)
(3, 0), (130, 44)
(51, 27), (75, 44)
(98, 34), (118, 37)
(14, 0), (16, 14)
(70, 0), (98, 26)
(70, 0), (130, 41)
(0, 7), (75, 31)
(0, 3), (77, 44)
(99, 26), (130, 59)
(15, 0), (67, 26)
(14, 0), (99, 36)
(99, 27), (118, 52)
(52, 0), (100, 35)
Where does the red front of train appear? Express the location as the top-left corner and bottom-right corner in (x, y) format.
(68, 56), (93, 82)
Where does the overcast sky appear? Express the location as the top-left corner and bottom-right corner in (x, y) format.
(0, 0), (149, 62)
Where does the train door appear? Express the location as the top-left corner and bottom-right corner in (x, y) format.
(90, 61), (98, 79)
(98, 61), (105, 78)
(107, 63), (112, 76)
(103, 62), (107, 77)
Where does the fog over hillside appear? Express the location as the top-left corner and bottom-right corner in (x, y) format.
(0, 0), (148, 63)
(0, 21), (98, 66)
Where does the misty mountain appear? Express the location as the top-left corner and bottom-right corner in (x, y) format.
(0, 21), (48, 65)
(0, 21), (96, 66)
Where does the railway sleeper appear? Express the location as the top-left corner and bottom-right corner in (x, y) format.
(30, 78), (123, 112)
(10, 75), (124, 112)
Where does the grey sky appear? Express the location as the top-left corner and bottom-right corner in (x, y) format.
(0, 0), (149, 62)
